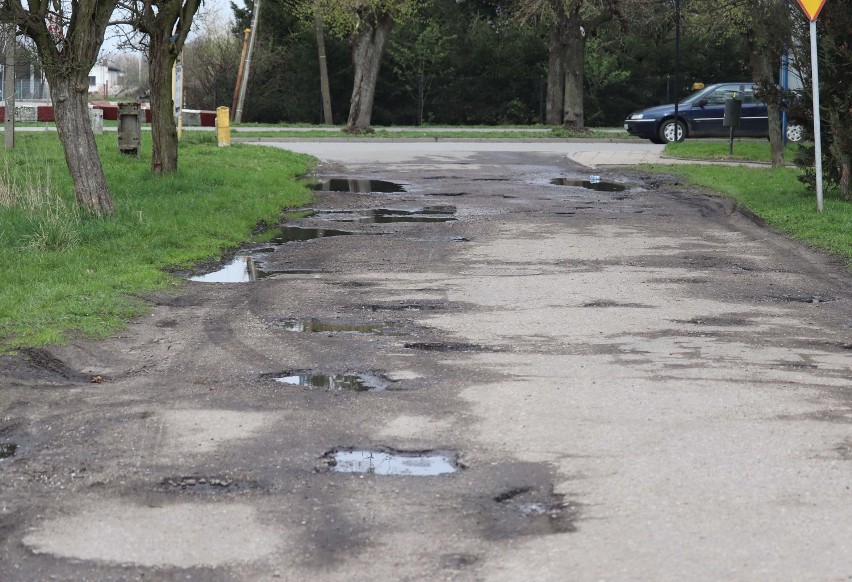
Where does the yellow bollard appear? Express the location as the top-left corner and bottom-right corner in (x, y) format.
(216, 106), (231, 147)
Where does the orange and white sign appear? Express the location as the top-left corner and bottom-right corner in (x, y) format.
(797, 0), (827, 21)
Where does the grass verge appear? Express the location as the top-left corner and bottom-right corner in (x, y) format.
(663, 140), (799, 163)
(0, 132), (313, 350)
(644, 164), (852, 261)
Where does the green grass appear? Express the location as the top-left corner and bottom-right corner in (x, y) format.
(0, 132), (313, 350)
(645, 164), (852, 260)
(663, 140), (799, 163)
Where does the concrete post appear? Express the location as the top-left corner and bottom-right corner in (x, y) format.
(216, 106), (230, 147)
(118, 102), (141, 157)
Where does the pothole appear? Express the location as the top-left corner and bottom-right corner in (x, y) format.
(551, 178), (627, 192)
(486, 486), (578, 538)
(267, 371), (392, 392)
(581, 300), (652, 308)
(321, 447), (461, 475)
(266, 226), (353, 243)
(268, 318), (390, 334)
(404, 342), (501, 353)
(160, 476), (250, 493)
(308, 178), (406, 193)
(360, 302), (446, 312)
(766, 294), (838, 304)
(320, 206), (457, 224)
(190, 255), (274, 283)
(0, 443), (18, 459)
(679, 316), (751, 326)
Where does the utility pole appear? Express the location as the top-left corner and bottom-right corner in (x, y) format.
(234, 0), (260, 124)
(231, 28), (250, 122)
(4, 23), (15, 151)
(314, 8), (333, 125)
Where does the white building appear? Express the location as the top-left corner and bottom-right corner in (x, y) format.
(88, 61), (125, 96)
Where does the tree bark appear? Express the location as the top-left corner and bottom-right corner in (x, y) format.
(149, 38), (179, 175)
(49, 74), (114, 215)
(346, 13), (393, 132)
(561, 12), (586, 129)
(748, 35), (784, 167)
(545, 20), (566, 125)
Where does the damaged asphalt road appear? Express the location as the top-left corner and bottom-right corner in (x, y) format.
(1, 142), (851, 581)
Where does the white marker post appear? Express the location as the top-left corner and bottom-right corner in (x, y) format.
(796, 0), (827, 212)
(809, 20), (823, 212)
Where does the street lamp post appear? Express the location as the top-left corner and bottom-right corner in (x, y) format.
(673, 0), (682, 141)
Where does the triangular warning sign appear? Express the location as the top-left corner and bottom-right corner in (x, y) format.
(796, 0), (827, 21)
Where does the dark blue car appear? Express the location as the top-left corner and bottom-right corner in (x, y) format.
(624, 82), (771, 144)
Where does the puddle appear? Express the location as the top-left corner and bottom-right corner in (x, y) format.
(309, 178), (406, 193)
(271, 372), (390, 391)
(550, 178), (626, 192)
(266, 226), (352, 243)
(190, 227), (350, 282)
(0, 443), (17, 459)
(270, 318), (387, 334)
(190, 255), (273, 283)
(322, 447), (460, 475)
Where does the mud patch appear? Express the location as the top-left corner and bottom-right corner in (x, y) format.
(321, 447), (461, 475)
(267, 371), (392, 392)
(309, 178), (406, 193)
(18, 348), (89, 383)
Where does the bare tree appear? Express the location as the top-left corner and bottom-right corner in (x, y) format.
(115, 0), (203, 174)
(0, 0), (116, 214)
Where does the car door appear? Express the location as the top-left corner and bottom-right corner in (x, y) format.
(689, 84), (741, 136)
(738, 85), (769, 135)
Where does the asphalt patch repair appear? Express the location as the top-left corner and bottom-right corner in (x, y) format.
(2, 149), (851, 580)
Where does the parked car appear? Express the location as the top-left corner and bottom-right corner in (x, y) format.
(624, 82), (804, 144)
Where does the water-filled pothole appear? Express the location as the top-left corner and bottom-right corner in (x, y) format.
(190, 255), (273, 283)
(309, 178), (406, 193)
(322, 447), (461, 475)
(190, 227), (351, 282)
(269, 318), (388, 334)
(1, 443), (17, 459)
(269, 372), (391, 391)
(551, 178), (626, 192)
(266, 226), (353, 243)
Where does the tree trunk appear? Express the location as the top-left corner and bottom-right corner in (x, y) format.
(347, 13), (393, 132)
(562, 14), (586, 130)
(545, 22), (566, 125)
(49, 73), (114, 215)
(149, 39), (179, 174)
(748, 39), (784, 167)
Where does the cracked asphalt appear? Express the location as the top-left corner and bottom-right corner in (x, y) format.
(1, 141), (850, 581)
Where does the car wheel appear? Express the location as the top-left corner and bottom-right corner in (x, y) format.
(659, 119), (686, 143)
(786, 123), (805, 142)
